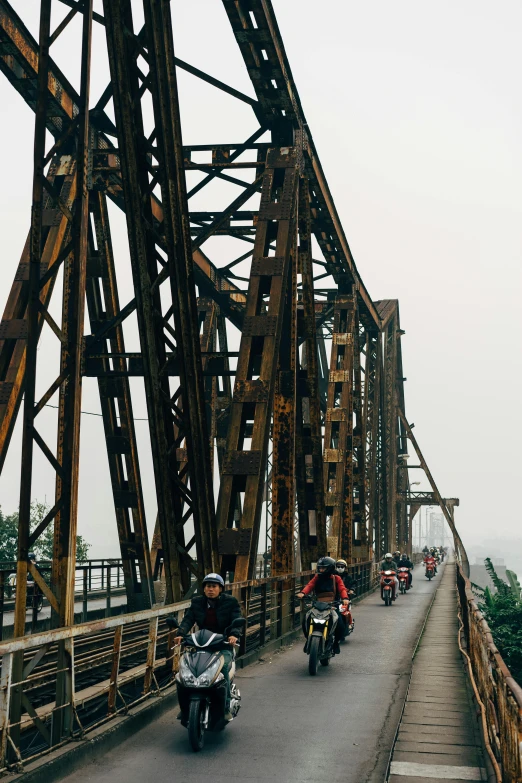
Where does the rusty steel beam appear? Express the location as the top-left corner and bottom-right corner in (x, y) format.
(295, 178), (326, 569)
(10, 0), (94, 754)
(352, 318), (368, 561)
(217, 146), (299, 582)
(0, 163), (73, 473)
(86, 192), (154, 611)
(102, 0), (217, 600)
(221, 0), (381, 332)
(270, 212), (297, 575)
(323, 289), (356, 562)
(363, 331), (381, 560)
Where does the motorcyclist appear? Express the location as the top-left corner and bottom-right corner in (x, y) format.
(430, 548), (439, 571)
(296, 556), (349, 655)
(335, 559), (356, 593)
(171, 573), (242, 721)
(424, 552), (437, 575)
(422, 545), (430, 556)
(393, 550), (401, 566)
(397, 552), (414, 588)
(379, 552), (399, 599)
(335, 559), (356, 637)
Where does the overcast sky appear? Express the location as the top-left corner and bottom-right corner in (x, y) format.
(0, 1), (520, 565)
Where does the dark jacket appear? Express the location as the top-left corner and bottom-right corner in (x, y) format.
(176, 592), (243, 638)
(380, 559), (398, 572)
(336, 571), (356, 592)
(397, 557), (413, 570)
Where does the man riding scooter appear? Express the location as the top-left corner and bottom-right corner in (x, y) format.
(379, 553), (399, 599)
(424, 551), (437, 577)
(398, 552), (414, 589)
(170, 573), (242, 722)
(296, 557), (349, 655)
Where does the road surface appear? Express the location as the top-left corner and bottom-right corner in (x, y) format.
(60, 566), (443, 783)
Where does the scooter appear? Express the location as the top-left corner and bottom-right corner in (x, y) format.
(425, 561), (435, 580)
(397, 567), (410, 594)
(173, 617), (245, 751)
(339, 594), (355, 637)
(380, 570), (396, 606)
(302, 598), (338, 675)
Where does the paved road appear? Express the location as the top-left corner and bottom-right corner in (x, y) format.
(60, 566), (444, 783)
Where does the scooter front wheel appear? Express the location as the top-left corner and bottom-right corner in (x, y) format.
(308, 636), (320, 676)
(188, 700), (205, 752)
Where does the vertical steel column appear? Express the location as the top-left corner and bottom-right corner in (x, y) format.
(295, 178), (326, 569)
(217, 147), (299, 581)
(86, 192), (154, 610)
(51, 0), (93, 745)
(363, 331), (381, 560)
(383, 314), (398, 552)
(271, 218), (297, 575)
(352, 318), (368, 560)
(142, 0), (217, 580)
(103, 0), (216, 601)
(323, 290), (356, 562)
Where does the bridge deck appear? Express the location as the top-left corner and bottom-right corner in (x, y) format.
(57, 563), (480, 783)
(389, 563), (485, 782)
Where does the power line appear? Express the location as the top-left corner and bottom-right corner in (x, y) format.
(42, 403), (149, 421)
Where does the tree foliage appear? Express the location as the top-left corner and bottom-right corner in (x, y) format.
(0, 502), (91, 563)
(477, 558), (522, 685)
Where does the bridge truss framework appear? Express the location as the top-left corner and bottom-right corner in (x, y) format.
(0, 0), (467, 637)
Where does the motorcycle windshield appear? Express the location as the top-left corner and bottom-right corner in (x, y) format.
(313, 601), (331, 611)
(183, 650), (220, 678)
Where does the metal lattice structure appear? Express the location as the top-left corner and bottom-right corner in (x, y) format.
(0, 0), (467, 631)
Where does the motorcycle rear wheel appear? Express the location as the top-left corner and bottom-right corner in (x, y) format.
(188, 700), (205, 752)
(427, 573), (433, 580)
(308, 636), (320, 676)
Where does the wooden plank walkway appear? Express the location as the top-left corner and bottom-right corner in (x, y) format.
(388, 562), (487, 782)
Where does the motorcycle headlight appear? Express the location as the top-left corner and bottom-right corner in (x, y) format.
(178, 656), (197, 685)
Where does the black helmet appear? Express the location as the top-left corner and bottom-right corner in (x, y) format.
(317, 556), (336, 575)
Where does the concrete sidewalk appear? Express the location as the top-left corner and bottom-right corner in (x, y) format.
(388, 563), (486, 782)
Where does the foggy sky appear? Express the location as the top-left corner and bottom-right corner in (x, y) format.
(0, 1), (520, 565)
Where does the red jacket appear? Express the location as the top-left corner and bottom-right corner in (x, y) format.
(302, 574), (348, 600)
(424, 556), (436, 565)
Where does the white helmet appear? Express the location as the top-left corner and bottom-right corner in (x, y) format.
(385, 552), (393, 559)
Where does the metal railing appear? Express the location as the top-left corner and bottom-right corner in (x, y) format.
(0, 560), (376, 771)
(0, 560), (125, 638)
(456, 562), (522, 783)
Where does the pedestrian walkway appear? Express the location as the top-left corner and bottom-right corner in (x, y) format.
(388, 562), (486, 782)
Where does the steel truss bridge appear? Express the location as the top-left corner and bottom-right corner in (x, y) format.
(0, 0), (506, 777)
